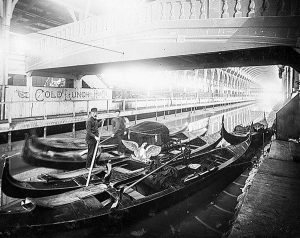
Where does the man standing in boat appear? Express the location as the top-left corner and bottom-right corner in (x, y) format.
(86, 107), (101, 168)
(111, 109), (126, 156)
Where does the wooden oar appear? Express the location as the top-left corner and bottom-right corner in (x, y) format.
(78, 136), (115, 156)
(123, 154), (179, 193)
(86, 119), (105, 187)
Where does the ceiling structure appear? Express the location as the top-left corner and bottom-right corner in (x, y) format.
(11, 0), (283, 87)
(11, 0), (146, 33)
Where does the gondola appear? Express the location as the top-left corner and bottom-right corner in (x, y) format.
(1, 158), (148, 198)
(30, 117), (192, 153)
(22, 136), (124, 170)
(31, 135), (117, 152)
(221, 117), (249, 145)
(233, 112), (268, 135)
(23, 120), (212, 170)
(222, 115), (270, 146)
(0, 134), (251, 237)
(3, 131), (222, 199)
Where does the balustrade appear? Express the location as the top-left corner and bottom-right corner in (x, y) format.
(26, 0), (300, 69)
(27, 0), (300, 63)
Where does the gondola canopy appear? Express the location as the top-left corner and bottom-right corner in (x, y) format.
(126, 121), (170, 146)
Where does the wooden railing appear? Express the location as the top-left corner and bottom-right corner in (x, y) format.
(1, 95), (250, 121)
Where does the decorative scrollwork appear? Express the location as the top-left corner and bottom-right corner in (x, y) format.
(261, 0), (270, 16)
(200, 0), (206, 19)
(277, 0), (285, 16)
(248, 0), (256, 17)
(222, 0), (229, 18)
(234, 0), (242, 18)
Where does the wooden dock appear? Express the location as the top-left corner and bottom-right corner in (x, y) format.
(229, 139), (300, 237)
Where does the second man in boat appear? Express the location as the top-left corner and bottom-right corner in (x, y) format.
(86, 107), (102, 168)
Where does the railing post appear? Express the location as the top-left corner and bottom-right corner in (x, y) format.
(43, 102), (47, 120)
(123, 99), (126, 112)
(7, 102), (11, 124)
(43, 127), (47, 138)
(73, 101), (76, 117)
(8, 131), (12, 151)
(72, 123), (76, 138)
(135, 99), (138, 111)
(87, 100), (89, 115)
(163, 99), (166, 119)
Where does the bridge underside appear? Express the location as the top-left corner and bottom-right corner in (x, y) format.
(29, 46), (300, 78)
(26, 14), (300, 78)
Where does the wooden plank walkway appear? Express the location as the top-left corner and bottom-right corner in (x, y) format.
(229, 140), (300, 237)
(0, 100), (250, 133)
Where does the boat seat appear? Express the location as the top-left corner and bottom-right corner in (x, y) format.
(188, 164), (201, 170)
(175, 164), (186, 171)
(205, 157), (222, 164)
(170, 150), (182, 155)
(212, 154), (227, 162)
(114, 167), (144, 174)
(189, 145), (200, 149)
(124, 187), (145, 200)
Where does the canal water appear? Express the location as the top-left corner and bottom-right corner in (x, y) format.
(40, 102), (271, 238)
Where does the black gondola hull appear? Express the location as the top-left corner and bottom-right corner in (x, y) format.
(0, 137), (251, 237)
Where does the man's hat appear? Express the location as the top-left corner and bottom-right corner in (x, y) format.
(91, 108), (97, 112)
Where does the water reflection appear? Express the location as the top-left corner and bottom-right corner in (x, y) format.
(165, 102), (267, 135)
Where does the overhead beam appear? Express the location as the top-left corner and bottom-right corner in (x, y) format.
(13, 8), (64, 26)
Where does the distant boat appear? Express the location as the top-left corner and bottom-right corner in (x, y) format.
(222, 115), (271, 146)
(0, 135), (251, 237)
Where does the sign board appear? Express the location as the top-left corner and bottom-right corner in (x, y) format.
(5, 86), (112, 119)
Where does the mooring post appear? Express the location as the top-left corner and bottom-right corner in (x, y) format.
(43, 127), (47, 138)
(72, 123), (76, 138)
(262, 132), (265, 156)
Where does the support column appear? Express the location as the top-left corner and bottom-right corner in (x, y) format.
(0, 0), (18, 120)
(216, 69), (220, 97)
(74, 75), (83, 89)
(26, 74), (32, 87)
(203, 69), (207, 94)
(293, 70), (299, 93)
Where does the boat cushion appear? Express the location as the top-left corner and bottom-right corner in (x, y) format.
(124, 187), (145, 200)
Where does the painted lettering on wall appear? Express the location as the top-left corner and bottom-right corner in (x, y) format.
(6, 86), (112, 102)
(16, 89), (29, 99)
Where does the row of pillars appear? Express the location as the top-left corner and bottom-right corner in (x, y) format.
(168, 68), (252, 96)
